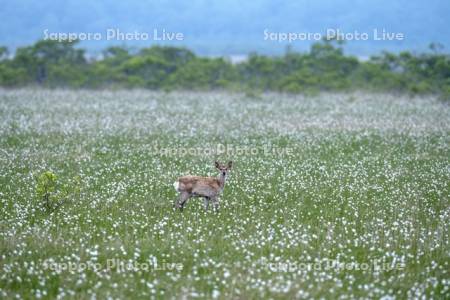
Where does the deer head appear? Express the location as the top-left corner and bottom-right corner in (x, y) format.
(215, 161), (232, 178)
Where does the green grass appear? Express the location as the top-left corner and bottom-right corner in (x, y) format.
(0, 89), (449, 299)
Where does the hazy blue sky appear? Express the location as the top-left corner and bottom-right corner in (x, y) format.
(1, 0), (449, 55)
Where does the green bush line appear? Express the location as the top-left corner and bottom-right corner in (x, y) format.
(0, 39), (449, 98)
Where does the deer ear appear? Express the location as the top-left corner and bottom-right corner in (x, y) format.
(228, 161), (233, 169)
(215, 161), (220, 169)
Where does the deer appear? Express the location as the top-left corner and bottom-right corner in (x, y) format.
(173, 161), (232, 211)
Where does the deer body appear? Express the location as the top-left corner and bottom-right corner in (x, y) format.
(173, 161), (232, 211)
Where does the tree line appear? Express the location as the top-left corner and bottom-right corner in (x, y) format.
(0, 39), (449, 99)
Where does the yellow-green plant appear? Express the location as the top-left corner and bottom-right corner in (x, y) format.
(36, 171), (57, 210)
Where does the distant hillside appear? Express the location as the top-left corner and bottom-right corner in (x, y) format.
(1, 0), (449, 55)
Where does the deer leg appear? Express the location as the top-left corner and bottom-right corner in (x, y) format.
(212, 197), (219, 212)
(173, 194), (179, 209)
(176, 192), (190, 211)
(203, 197), (210, 211)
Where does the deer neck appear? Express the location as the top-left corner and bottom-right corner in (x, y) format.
(217, 173), (227, 189)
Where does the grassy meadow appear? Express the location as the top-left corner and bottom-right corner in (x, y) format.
(0, 89), (449, 299)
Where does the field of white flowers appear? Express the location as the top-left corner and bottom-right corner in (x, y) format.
(0, 89), (449, 299)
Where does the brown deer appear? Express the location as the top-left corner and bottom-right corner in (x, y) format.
(173, 161), (232, 211)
